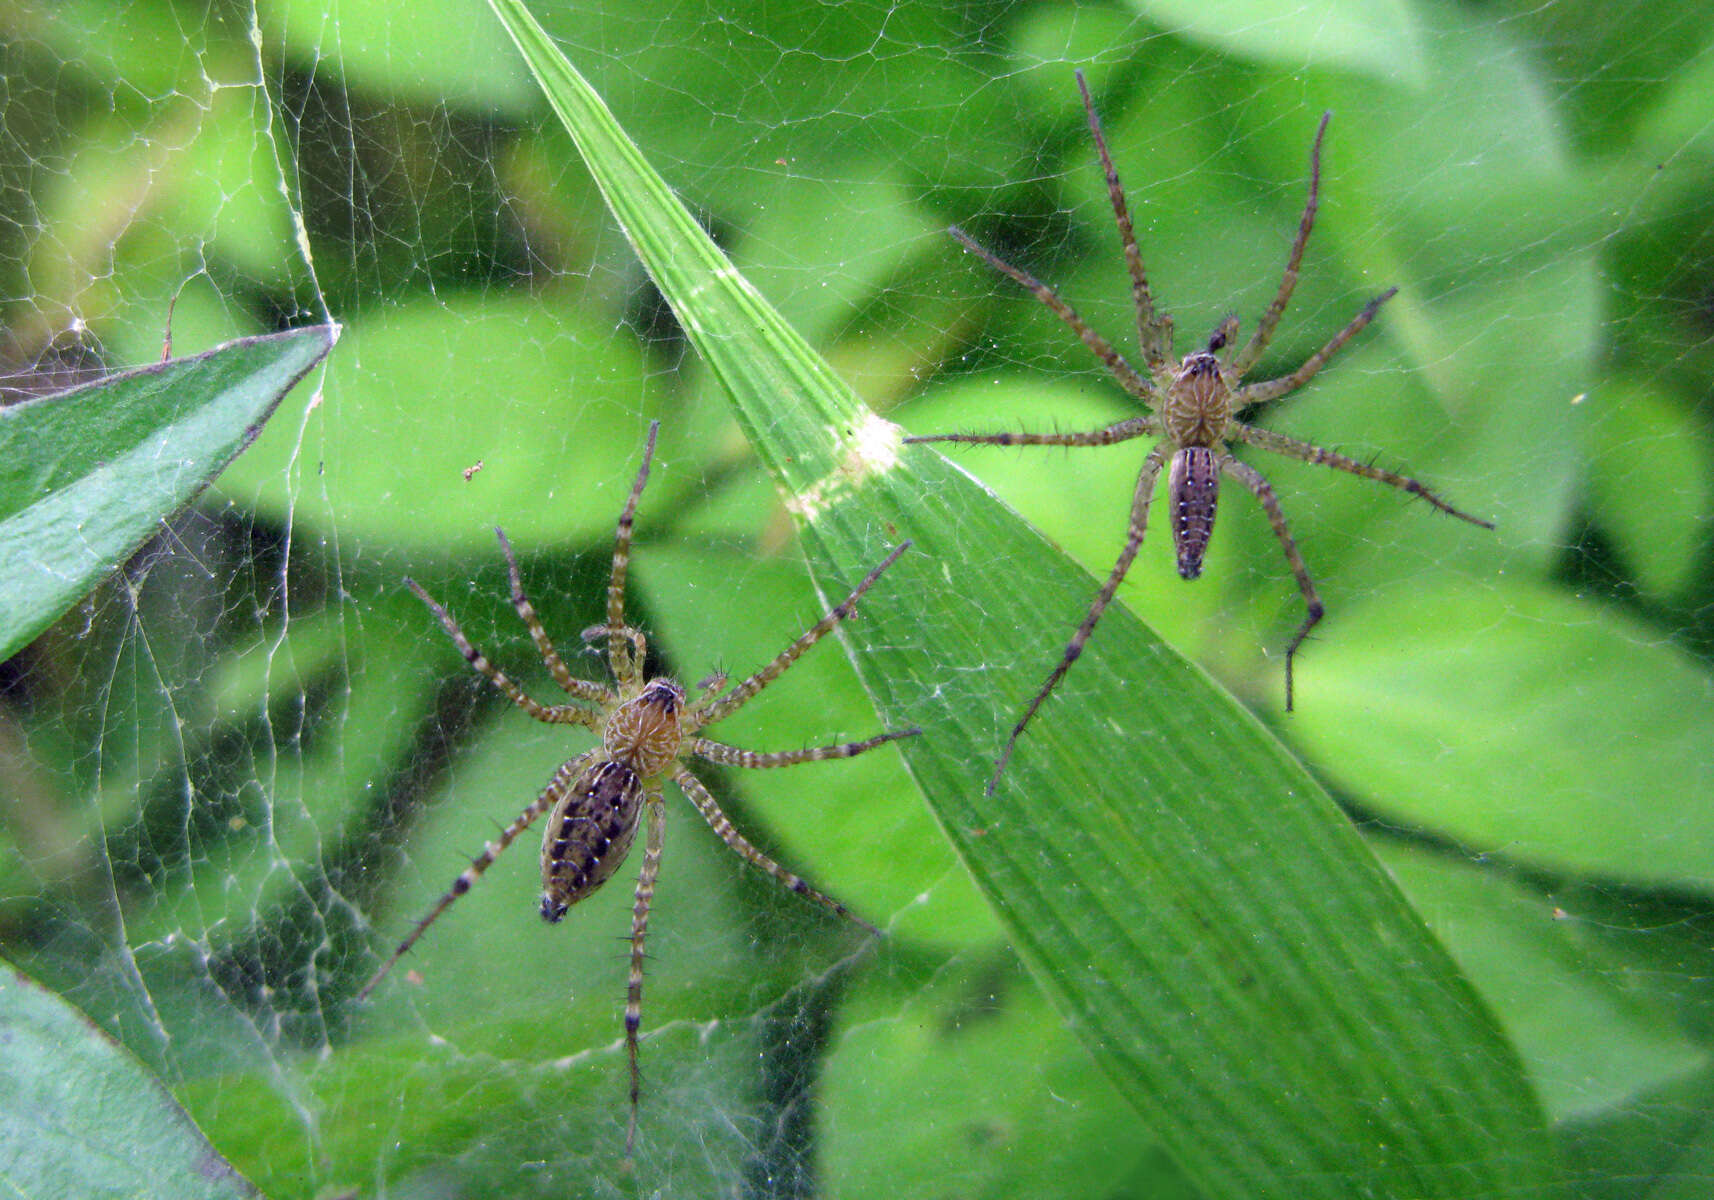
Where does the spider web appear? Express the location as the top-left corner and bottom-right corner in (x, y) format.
(2, 1), (1713, 1196)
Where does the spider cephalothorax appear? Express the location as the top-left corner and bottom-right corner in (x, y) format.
(909, 70), (1493, 793)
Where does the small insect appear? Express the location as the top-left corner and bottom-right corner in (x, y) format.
(360, 421), (917, 1152)
(908, 71), (1493, 793)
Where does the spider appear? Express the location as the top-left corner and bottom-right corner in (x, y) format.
(359, 421), (917, 1153)
(907, 71), (1493, 793)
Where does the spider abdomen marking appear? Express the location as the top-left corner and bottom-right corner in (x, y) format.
(602, 678), (687, 780)
(540, 759), (644, 921)
(1169, 447), (1221, 579)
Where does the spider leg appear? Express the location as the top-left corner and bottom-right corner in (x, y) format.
(688, 727), (918, 769)
(1231, 287), (1397, 410)
(989, 444), (1167, 794)
(581, 623), (649, 673)
(905, 414), (1158, 449)
(1231, 113), (1330, 377)
(693, 541), (911, 727)
(673, 766), (880, 936)
(1229, 423), (1495, 528)
(494, 527), (612, 705)
(623, 787), (668, 1156)
(1220, 457), (1321, 711)
(946, 225), (1158, 404)
(359, 751), (597, 1001)
(406, 577), (603, 729)
(1073, 68), (1173, 371)
(608, 421), (661, 689)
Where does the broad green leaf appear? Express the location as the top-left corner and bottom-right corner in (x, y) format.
(1562, 1065), (1714, 1200)
(0, 325), (336, 664)
(1379, 843), (1707, 1122)
(1583, 377), (1711, 601)
(823, 954), (1166, 1197)
(266, 0), (537, 113)
(485, 4), (1555, 1196)
(1129, 0), (1427, 87)
(215, 296), (659, 550)
(0, 958), (261, 1199)
(1296, 580), (1714, 890)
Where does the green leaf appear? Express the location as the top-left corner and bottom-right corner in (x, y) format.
(0, 325), (336, 664)
(265, 0), (537, 113)
(1584, 376), (1712, 602)
(214, 296), (660, 549)
(0, 957), (261, 1199)
(1378, 843), (1707, 1122)
(1128, 0), (1427, 87)
(823, 954), (1168, 1196)
(1295, 580), (1714, 890)
(485, 4), (1555, 1196)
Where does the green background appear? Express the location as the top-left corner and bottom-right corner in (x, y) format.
(1, 0), (1711, 1196)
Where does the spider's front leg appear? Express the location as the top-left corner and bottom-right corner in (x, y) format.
(605, 420), (660, 686)
(692, 541), (913, 727)
(1231, 287), (1398, 412)
(495, 527), (608, 705)
(905, 414), (1159, 450)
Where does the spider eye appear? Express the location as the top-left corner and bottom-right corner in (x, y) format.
(1181, 352), (1221, 379)
(641, 679), (684, 711)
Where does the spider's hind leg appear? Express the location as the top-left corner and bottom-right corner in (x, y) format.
(623, 789), (668, 1154)
(1219, 457), (1322, 710)
(358, 752), (596, 1000)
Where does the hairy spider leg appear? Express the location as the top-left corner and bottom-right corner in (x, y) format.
(497, 526), (607, 703)
(1232, 287), (1398, 410)
(358, 752), (597, 999)
(1231, 113), (1330, 376)
(695, 541), (914, 725)
(606, 421), (659, 687)
(1074, 68), (1173, 370)
(623, 791), (667, 1154)
(945, 225), (1156, 402)
(1219, 457), (1323, 710)
(985, 446), (1167, 795)
(1230, 424), (1495, 528)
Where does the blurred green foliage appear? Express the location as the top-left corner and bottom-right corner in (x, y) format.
(1, 0), (1712, 1197)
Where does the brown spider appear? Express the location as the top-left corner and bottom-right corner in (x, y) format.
(359, 421), (917, 1152)
(907, 71), (1493, 793)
